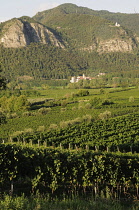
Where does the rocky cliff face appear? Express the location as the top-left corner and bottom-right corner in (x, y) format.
(96, 26), (138, 53)
(0, 19), (65, 48)
(81, 26), (138, 53)
(0, 18), (138, 53)
(81, 37), (137, 53)
(97, 38), (136, 53)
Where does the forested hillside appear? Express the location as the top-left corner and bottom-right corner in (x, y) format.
(1, 44), (139, 81)
(33, 4), (138, 52)
(34, 3), (139, 35)
(0, 44), (88, 80)
(1, 3), (139, 82)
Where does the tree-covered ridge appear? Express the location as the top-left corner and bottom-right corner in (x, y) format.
(1, 41), (139, 81)
(1, 3), (139, 81)
(89, 11), (139, 36)
(34, 3), (139, 36)
(85, 51), (139, 75)
(34, 6), (138, 50)
(0, 43), (88, 80)
(3, 10), (134, 51)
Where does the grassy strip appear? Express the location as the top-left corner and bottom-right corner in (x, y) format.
(0, 194), (137, 210)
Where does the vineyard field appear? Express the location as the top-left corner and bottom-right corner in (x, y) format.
(1, 86), (139, 202)
(1, 87), (139, 139)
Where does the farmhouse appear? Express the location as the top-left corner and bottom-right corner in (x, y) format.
(70, 74), (95, 83)
(70, 73), (105, 83)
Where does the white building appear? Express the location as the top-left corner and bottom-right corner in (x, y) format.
(70, 76), (76, 83)
(70, 74), (93, 83)
(115, 22), (120, 27)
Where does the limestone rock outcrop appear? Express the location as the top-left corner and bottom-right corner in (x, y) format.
(97, 38), (136, 53)
(0, 19), (64, 48)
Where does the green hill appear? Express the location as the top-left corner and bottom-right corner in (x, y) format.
(34, 3), (139, 35)
(0, 43), (88, 80)
(1, 4), (139, 82)
(33, 4), (138, 51)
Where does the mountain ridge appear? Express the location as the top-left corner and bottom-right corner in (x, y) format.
(34, 3), (139, 35)
(34, 7), (139, 54)
(0, 3), (139, 53)
(1, 3), (139, 81)
(0, 13), (138, 53)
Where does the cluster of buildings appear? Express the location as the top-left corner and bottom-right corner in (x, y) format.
(70, 73), (105, 83)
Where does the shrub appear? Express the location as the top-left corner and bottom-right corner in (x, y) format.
(78, 101), (84, 109)
(38, 107), (51, 115)
(11, 130), (24, 139)
(24, 128), (34, 134)
(72, 106), (77, 111)
(82, 114), (92, 123)
(59, 119), (78, 128)
(70, 117), (82, 125)
(61, 108), (66, 112)
(78, 105), (84, 110)
(22, 111), (36, 117)
(49, 124), (58, 130)
(59, 121), (68, 128)
(44, 101), (55, 107)
(90, 97), (101, 107)
(14, 95), (30, 111)
(37, 126), (45, 132)
(22, 111), (32, 117)
(99, 110), (111, 120)
(60, 118), (82, 128)
(129, 96), (134, 102)
(85, 103), (92, 109)
(101, 99), (114, 106)
(100, 88), (105, 94)
(6, 112), (18, 119)
(61, 100), (67, 107)
(64, 93), (71, 99)
(22, 90), (40, 97)
(76, 89), (90, 97)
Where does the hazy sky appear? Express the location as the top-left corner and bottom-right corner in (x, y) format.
(0, 0), (139, 22)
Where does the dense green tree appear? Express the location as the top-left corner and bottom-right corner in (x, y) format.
(14, 95), (30, 111)
(0, 44), (88, 81)
(0, 95), (30, 112)
(0, 111), (6, 125)
(0, 64), (6, 89)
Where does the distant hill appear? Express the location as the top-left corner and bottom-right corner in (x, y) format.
(34, 3), (139, 35)
(33, 3), (138, 53)
(1, 3), (139, 81)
